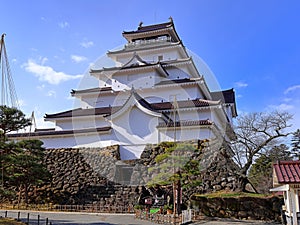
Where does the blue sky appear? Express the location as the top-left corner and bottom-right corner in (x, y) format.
(0, 0), (299, 131)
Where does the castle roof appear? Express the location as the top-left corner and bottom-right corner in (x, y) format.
(107, 41), (184, 56)
(44, 106), (113, 119)
(122, 19), (181, 43)
(151, 99), (220, 111)
(44, 98), (221, 120)
(211, 88), (237, 117)
(90, 57), (192, 75)
(8, 126), (112, 138)
(155, 78), (202, 86)
(71, 78), (203, 97)
(71, 87), (113, 96)
(157, 119), (213, 128)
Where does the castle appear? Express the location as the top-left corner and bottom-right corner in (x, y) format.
(10, 19), (237, 160)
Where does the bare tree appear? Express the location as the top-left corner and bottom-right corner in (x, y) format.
(231, 110), (292, 192)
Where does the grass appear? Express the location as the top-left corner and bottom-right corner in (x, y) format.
(150, 208), (160, 214)
(0, 218), (26, 225)
(194, 191), (271, 198)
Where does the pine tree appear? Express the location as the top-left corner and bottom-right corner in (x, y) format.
(0, 105), (31, 141)
(249, 144), (292, 193)
(6, 140), (51, 204)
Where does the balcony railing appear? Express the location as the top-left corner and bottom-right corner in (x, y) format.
(125, 37), (171, 49)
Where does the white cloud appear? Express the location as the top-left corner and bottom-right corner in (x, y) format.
(234, 81), (248, 88)
(58, 21), (69, 28)
(71, 55), (88, 63)
(284, 84), (300, 95)
(37, 84), (45, 90)
(40, 57), (48, 65)
(47, 90), (56, 98)
(283, 98), (292, 102)
(80, 40), (94, 48)
(267, 103), (294, 111)
(23, 59), (83, 85)
(276, 103), (294, 111)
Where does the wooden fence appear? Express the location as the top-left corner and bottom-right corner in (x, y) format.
(135, 209), (194, 225)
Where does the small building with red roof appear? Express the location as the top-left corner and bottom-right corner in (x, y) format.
(271, 161), (300, 225)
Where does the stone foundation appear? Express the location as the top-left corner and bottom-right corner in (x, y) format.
(191, 195), (283, 222)
(20, 141), (241, 210)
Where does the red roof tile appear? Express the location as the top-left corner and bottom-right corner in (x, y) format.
(273, 161), (300, 183)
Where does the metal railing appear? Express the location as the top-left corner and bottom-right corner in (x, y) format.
(0, 203), (135, 214)
(1, 210), (52, 225)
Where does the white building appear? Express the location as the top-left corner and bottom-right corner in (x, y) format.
(271, 161), (300, 225)
(10, 19), (237, 160)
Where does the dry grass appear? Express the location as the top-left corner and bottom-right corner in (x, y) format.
(194, 191), (270, 198)
(0, 218), (26, 225)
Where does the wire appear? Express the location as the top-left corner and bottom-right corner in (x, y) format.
(0, 34), (19, 108)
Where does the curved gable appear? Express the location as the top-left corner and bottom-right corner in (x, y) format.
(110, 90), (163, 119)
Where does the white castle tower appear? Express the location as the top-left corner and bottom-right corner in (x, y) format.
(10, 19), (237, 160)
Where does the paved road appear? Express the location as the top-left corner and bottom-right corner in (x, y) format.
(0, 210), (159, 225)
(0, 210), (281, 225)
(190, 217), (281, 225)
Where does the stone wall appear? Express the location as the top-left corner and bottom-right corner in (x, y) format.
(27, 146), (142, 207)
(132, 140), (239, 195)
(26, 140), (239, 208)
(14, 140), (283, 221)
(191, 195), (283, 222)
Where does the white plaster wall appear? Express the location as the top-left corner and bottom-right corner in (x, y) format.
(56, 117), (110, 130)
(40, 132), (113, 149)
(112, 71), (156, 91)
(115, 47), (182, 65)
(79, 84), (204, 109)
(177, 110), (212, 121)
(81, 94), (117, 108)
(55, 119), (73, 130)
(119, 145), (146, 160)
(224, 105), (234, 124)
(165, 67), (190, 80)
(112, 106), (159, 145)
(210, 110), (227, 139)
(158, 126), (215, 143)
(138, 85), (203, 103)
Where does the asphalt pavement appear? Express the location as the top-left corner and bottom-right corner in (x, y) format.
(1, 210), (158, 225)
(190, 217), (281, 225)
(0, 210), (281, 225)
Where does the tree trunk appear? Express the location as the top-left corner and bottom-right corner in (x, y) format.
(17, 184), (22, 207)
(235, 174), (258, 193)
(24, 183), (28, 205)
